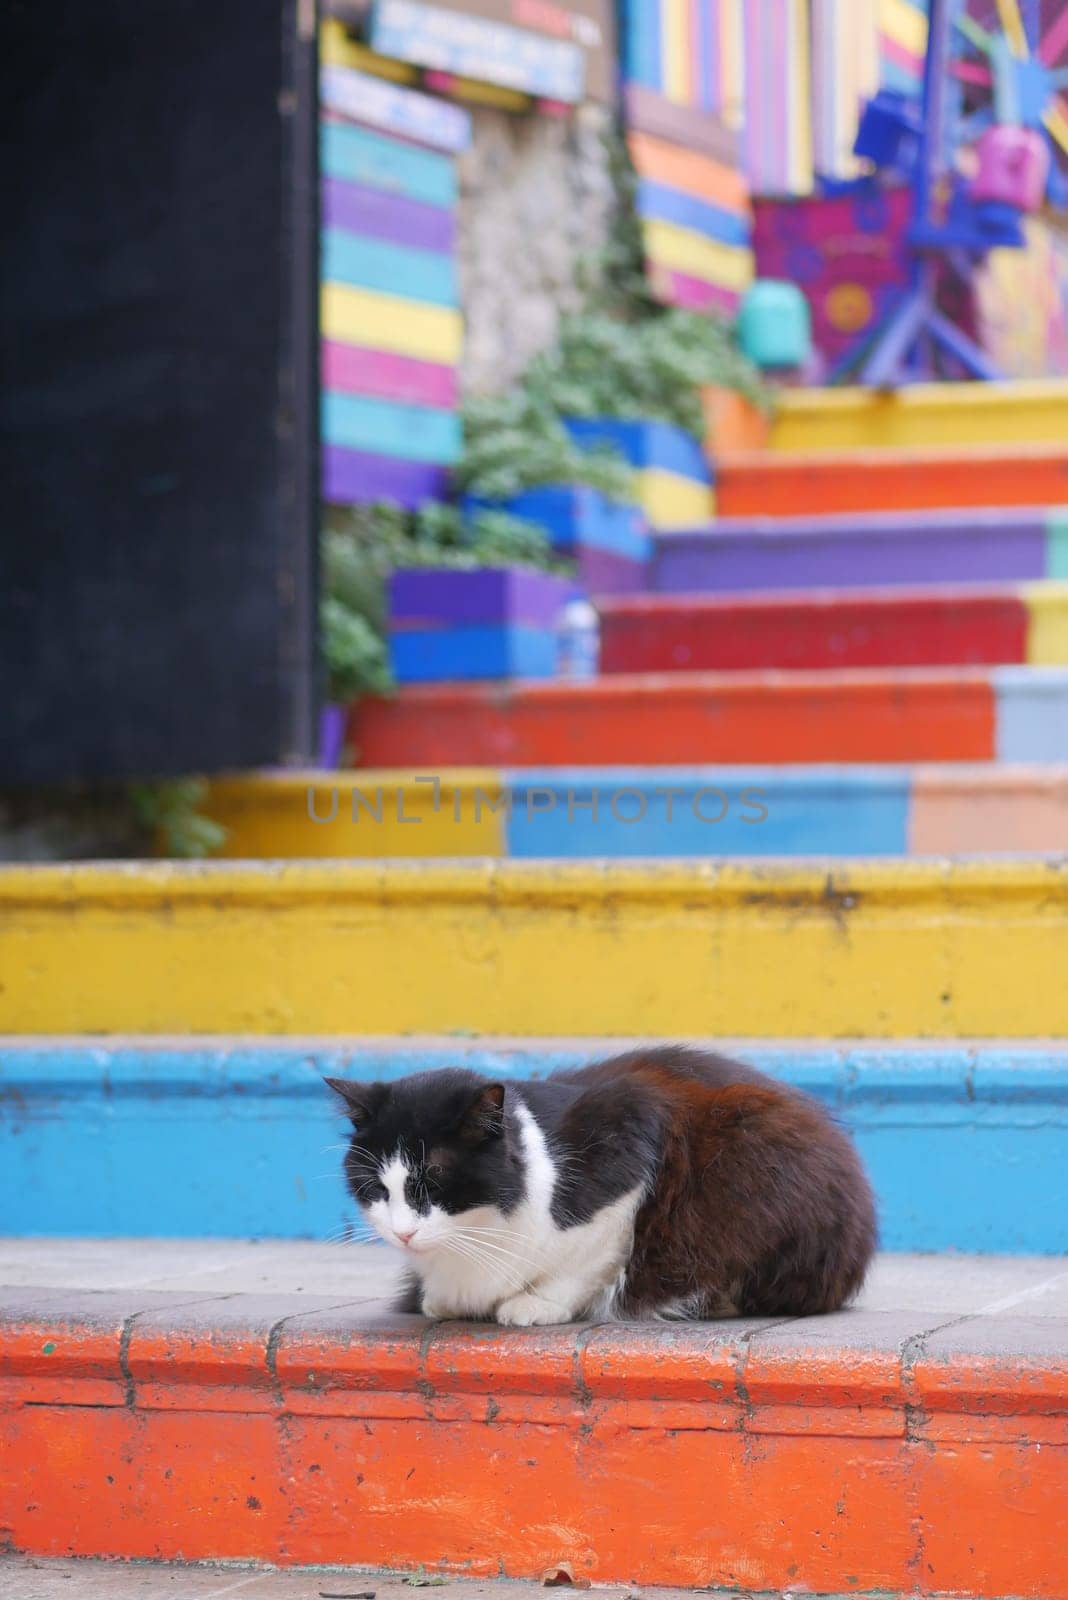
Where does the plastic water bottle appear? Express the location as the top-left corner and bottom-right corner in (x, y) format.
(556, 598), (600, 681)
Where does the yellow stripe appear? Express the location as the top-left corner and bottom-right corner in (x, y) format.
(789, 0), (814, 196)
(1022, 582), (1068, 665)
(2, 859), (1066, 1036)
(663, 0), (689, 104)
(636, 468), (715, 530)
(1044, 104), (1068, 159)
(204, 771), (507, 860)
(768, 380), (1068, 452)
(321, 283), (463, 365)
(643, 218), (754, 291)
(719, 0), (745, 131)
(995, 0), (1029, 58)
(443, 77), (532, 110)
(320, 18), (419, 82)
(879, 0), (927, 56)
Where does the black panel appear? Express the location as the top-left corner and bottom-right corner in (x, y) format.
(0, 0), (319, 783)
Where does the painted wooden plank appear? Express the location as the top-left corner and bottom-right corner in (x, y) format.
(636, 177), (751, 244)
(322, 445), (449, 507)
(742, 0), (814, 195)
(320, 62), (471, 152)
(372, 0), (586, 103)
(321, 177), (456, 252)
(649, 266), (743, 314)
(320, 17), (420, 83)
(321, 341), (458, 409)
(622, 83), (741, 161)
(422, 68), (533, 111)
(320, 120), (457, 208)
(322, 227), (458, 307)
(663, 0), (688, 102)
(322, 391), (461, 464)
(628, 129), (750, 210)
(642, 217), (754, 289)
(321, 282), (463, 363)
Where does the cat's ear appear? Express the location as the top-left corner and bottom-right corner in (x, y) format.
(459, 1081), (506, 1143)
(324, 1077), (384, 1129)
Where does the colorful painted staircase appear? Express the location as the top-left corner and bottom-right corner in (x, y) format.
(4, 386), (1068, 1597)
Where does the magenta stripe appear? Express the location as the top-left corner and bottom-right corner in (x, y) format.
(880, 33), (924, 78)
(321, 176), (455, 255)
(657, 267), (742, 316)
(322, 341), (459, 409)
(323, 445), (449, 508)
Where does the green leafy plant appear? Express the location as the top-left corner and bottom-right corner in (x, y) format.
(128, 778), (227, 859)
(523, 307), (769, 440)
(455, 389), (634, 502)
(321, 596), (393, 701)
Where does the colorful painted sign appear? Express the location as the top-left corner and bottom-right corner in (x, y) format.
(320, 62), (472, 149)
(751, 185), (914, 368)
(371, 0), (588, 102)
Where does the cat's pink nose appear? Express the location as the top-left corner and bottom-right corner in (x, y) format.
(395, 1228), (417, 1246)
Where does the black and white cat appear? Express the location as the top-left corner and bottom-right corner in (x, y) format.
(327, 1046), (876, 1326)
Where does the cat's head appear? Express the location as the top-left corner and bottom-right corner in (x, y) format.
(325, 1069), (523, 1255)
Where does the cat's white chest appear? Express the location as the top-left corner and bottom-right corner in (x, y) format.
(412, 1097), (643, 1324)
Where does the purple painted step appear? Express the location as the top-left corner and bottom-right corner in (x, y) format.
(653, 507), (1052, 594)
(323, 445), (448, 508)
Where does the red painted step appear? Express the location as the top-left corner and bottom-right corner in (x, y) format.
(2, 1284), (1066, 1596)
(717, 444), (1068, 518)
(350, 668), (996, 767)
(599, 584), (1029, 674)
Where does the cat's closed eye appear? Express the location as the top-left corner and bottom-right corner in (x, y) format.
(356, 1179), (387, 1203)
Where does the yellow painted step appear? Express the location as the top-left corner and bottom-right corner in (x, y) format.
(768, 380), (1068, 454)
(204, 770), (505, 859)
(1, 859), (1066, 1037)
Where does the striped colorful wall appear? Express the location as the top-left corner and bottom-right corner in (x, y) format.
(620, 2), (754, 313)
(320, 22), (469, 508)
(621, 0), (745, 125)
(879, 0), (928, 98)
(810, 0), (880, 179)
(740, 0), (815, 195)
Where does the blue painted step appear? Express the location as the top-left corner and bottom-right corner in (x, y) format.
(3, 1041), (1066, 1253)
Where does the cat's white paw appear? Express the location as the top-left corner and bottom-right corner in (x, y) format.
(495, 1290), (572, 1327)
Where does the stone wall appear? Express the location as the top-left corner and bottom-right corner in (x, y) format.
(457, 101), (618, 395)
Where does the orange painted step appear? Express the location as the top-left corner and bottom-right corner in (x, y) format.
(717, 444), (1068, 518)
(351, 668), (996, 766)
(2, 1290), (1065, 1597)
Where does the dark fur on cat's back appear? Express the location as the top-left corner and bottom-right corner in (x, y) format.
(577, 1046), (877, 1315)
(336, 1045), (877, 1319)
